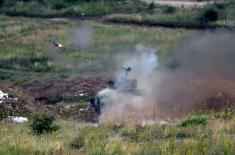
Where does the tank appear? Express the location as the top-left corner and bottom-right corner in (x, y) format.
(90, 66), (141, 117)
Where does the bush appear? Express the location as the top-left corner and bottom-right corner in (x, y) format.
(180, 117), (207, 127)
(53, 2), (67, 10)
(48, 95), (92, 104)
(0, 105), (12, 120)
(30, 113), (59, 135)
(147, 2), (155, 14)
(199, 8), (219, 23)
(162, 6), (176, 14)
(214, 3), (226, 10)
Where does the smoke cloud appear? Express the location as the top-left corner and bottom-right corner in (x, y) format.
(70, 25), (94, 51)
(99, 31), (235, 124)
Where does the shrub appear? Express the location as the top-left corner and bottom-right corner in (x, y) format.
(199, 8), (218, 23)
(48, 95), (92, 104)
(214, 3), (226, 10)
(162, 6), (176, 14)
(0, 105), (12, 120)
(30, 113), (59, 135)
(53, 2), (67, 10)
(47, 96), (64, 104)
(180, 117), (207, 127)
(147, 2), (155, 14)
(148, 2), (155, 10)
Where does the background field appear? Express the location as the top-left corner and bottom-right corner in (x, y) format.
(0, 15), (197, 84)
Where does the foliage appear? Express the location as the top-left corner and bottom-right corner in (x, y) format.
(199, 8), (219, 23)
(104, 4), (235, 28)
(214, 3), (226, 10)
(30, 113), (59, 135)
(180, 116), (207, 127)
(105, 12), (206, 28)
(0, 105), (12, 120)
(47, 95), (92, 104)
(162, 5), (176, 14)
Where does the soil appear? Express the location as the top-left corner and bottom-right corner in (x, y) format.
(22, 78), (109, 103)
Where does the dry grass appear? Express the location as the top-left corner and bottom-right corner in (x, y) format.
(0, 110), (234, 154)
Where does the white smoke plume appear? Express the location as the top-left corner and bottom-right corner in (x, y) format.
(99, 31), (235, 124)
(99, 44), (160, 124)
(70, 25), (94, 51)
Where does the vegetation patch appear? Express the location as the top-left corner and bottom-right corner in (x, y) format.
(180, 116), (207, 127)
(30, 113), (59, 135)
(104, 4), (235, 28)
(47, 95), (92, 104)
(104, 11), (214, 29)
(0, 105), (12, 120)
(199, 8), (219, 24)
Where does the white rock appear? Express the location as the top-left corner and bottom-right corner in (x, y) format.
(9, 116), (28, 123)
(0, 90), (8, 100)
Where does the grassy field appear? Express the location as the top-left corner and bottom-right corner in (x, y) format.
(0, 15), (197, 85)
(0, 110), (234, 154)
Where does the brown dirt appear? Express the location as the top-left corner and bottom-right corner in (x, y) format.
(0, 78), (109, 121)
(22, 78), (109, 103)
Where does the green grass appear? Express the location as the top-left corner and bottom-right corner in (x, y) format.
(0, 109), (235, 154)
